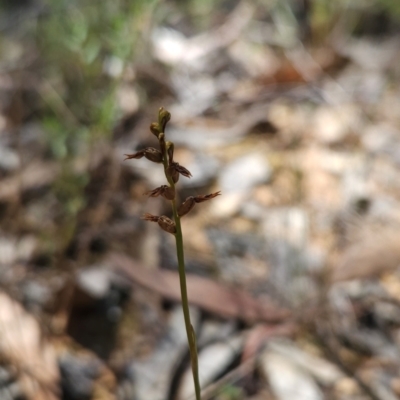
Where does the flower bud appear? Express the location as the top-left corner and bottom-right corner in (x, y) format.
(166, 141), (174, 164)
(158, 132), (166, 156)
(178, 196), (196, 217)
(150, 122), (161, 138)
(158, 107), (171, 132)
(158, 216), (176, 234)
(144, 147), (163, 163)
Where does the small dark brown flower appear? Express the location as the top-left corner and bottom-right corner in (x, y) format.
(150, 122), (161, 138)
(178, 196), (196, 217)
(124, 150), (145, 160)
(158, 215), (176, 234)
(141, 213), (160, 222)
(144, 187), (164, 198)
(163, 185), (175, 200)
(144, 185), (175, 200)
(167, 164), (180, 183)
(144, 147), (163, 163)
(158, 107), (171, 132)
(194, 191), (221, 203)
(124, 148), (163, 163)
(166, 162), (192, 183)
(175, 163), (192, 178)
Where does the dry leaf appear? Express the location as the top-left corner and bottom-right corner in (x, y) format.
(331, 226), (400, 282)
(0, 291), (59, 400)
(241, 323), (296, 362)
(109, 253), (290, 323)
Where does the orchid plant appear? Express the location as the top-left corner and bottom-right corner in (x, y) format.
(124, 107), (220, 399)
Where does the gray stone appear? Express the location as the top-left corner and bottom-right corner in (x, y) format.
(219, 153), (271, 193)
(178, 335), (243, 400)
(261, 348), (323, 400)
(77, 266), (113, 299)
(129, 305), (201, 400)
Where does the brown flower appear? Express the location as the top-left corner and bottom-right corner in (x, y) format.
(124, 150), (145, 160)
(158, 215), (176, 234)
(162, 186), (175, 200)
(144, 147), (163, 163)
(175, 163), (192, 178)
(141, 213), (160, 222)
(194, 191), (221, 203)
(124, 148), (162, 163)
(168, 162), (192, 183)
(142, 213), (176, 233)
(144, 187), (164, 198)
(167, 164), (179, 183)
(178, 197), (196, 217)
(144, 185), (175, 200)
(177, 192), (221, 217)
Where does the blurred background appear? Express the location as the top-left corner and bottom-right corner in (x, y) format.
(1, 0), (400, 399)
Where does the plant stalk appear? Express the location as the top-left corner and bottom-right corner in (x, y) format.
(162, 142), (201, 400)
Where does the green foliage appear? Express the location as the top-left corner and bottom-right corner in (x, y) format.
(38, 0), (158, 134)
(31, 0), (159, 254)
(216, 384), (244, 400)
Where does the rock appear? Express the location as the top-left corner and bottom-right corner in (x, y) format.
(180, 151), (220, 188)
(76, 266), (113, 299)
(59, 353), (102, 400)
(178, 335), (243, 400)
(207, 228), (269, 284)
(267, 340), (343, 385)
(261, 207), (312, 302)
(0, 145), (19, 172)
(261, 349), (323, 400)
(362, 123), (400, 165)
(69, 265), (131, 358)
(339, 37), (399, 71)
(198, 319), (237, 346)
(21, 280), (52, 311)
(129, 305), (201, 400)
(219, 153), (271, 193)
(311, 105), (361, 144)
(212, 153), (271, 217)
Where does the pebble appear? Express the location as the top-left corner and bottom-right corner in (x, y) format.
(219, 153), (271, 193)
(59, 353), (101, 400)
(267, 340), (343, 385)
(178, 335), (243, 400)
(128, 305), (201, 400)
(77, 266), (113, 299)
(261, 350), (323, 400)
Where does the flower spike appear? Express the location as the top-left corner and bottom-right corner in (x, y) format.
(126, 107), (219, 400)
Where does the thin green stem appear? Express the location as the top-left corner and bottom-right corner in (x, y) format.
(161, 140), (201, 400)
